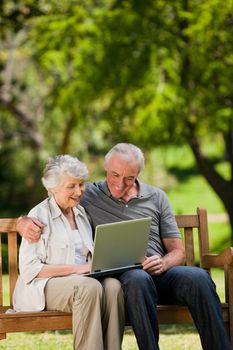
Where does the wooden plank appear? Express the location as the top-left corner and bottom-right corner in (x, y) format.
(0, 219), (18, 306)
(0, 235), (2, 307)
(7, 232), (18, 306)
(175, 214), (199, 228)
(0, 219), (17, 233)
(157, 305), (193, 323)
(0, 314), (72, 333)
(184, 228), (195, 266)
(227, 265), (233, 344)
(157, 304), (229, 323)
(0, 305), (229, 333)
(197, 208), (210, 260)
(202, 248), (233, 269)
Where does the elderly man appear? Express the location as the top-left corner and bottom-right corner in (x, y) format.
(17, 143), (231, 350)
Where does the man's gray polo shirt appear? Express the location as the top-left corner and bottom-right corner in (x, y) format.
(81, 180), (181, 257)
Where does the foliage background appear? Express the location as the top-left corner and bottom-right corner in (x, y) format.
(0, 3), (232, 348)
(0, 0), (232, 239)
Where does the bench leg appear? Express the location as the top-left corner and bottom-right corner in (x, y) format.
(0, 333), (6, 340)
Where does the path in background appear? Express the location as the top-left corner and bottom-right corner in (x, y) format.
(208, 213), (228, 222)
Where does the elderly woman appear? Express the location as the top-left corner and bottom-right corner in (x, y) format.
(13, 155), (125, 350)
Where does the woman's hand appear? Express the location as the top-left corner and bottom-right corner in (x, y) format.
(74, 264), (91, 275)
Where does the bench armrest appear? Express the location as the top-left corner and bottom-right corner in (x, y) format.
(202, 247), (233, 268)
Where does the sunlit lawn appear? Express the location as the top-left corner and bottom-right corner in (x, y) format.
(0, 326), (203, 350)
(0, 269), (224, 349)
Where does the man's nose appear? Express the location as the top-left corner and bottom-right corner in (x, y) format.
(115, 177), (126, 187)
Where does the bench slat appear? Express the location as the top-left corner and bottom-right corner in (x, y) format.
(0, 236), (2, 306)
(184, 227), (195, 266)
(7, 233), (18, 306)
(175, 214), (199, 228)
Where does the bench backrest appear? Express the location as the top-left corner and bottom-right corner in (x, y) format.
(175, 207), (210, 266)
(0, 218), (18, 310)
(0, 208), (210, 308)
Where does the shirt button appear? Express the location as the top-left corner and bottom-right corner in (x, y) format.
(125, 204), (128, 207)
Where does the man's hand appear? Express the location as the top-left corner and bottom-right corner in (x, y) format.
(16, 217), (45, 242)
(142, 238), (185, 275)
(142, 255), (165, 275)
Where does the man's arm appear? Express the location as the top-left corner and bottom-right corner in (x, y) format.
(142, 238), (185, 275)
(16, 217), (45, 242)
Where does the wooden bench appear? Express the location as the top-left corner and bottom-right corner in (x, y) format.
(0, 208), (233, 345)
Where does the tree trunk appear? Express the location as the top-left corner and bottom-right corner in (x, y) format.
(188, 131), (233, 242)
(59, 114), (77, 154)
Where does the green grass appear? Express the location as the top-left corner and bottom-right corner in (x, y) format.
(209, 221), (231, 253)
(140, 145), (232, 251)
(0, 326), (202, 350)
(167, 175), (225, 214)
(141, 146), (226, 214)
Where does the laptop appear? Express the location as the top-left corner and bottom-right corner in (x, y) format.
(86, 217), (152, 278)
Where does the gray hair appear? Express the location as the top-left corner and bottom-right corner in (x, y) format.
(104, 143), (145, 172)
(42, 155), (89, 192)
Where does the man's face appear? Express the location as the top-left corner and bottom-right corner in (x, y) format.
(105, 155), (140, 199)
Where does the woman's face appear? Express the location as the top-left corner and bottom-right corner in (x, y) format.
(53, 176), (85, 210)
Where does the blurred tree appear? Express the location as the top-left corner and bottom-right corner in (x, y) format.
(0, 0), (233, 236)
(0, 0), (45, 148)
(0, 0), (111, 212)
(23, 0), (111, 155)
(0, 0), (47, 211)
(85, 0), (233, 236)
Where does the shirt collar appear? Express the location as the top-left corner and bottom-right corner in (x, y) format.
(48, 195), (86, 219)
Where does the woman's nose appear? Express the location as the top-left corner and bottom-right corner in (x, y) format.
(75, 186), (82, 195)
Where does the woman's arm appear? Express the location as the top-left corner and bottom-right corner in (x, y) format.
(36, 263), (91, 278)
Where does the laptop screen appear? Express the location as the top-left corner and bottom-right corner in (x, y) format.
(88, 217), (152, 277)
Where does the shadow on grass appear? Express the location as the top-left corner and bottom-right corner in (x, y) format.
(168, 166), (199, 182)
(125, 324), (197, 336)
(159, 324), (197, 335)
(23, 330), (72, 336)
(23, 325), (199, 338)
(168, 157), (225, 182)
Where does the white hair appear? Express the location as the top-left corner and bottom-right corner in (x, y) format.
(104, 143), (145, 172)
(41, 155), (89, 192)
